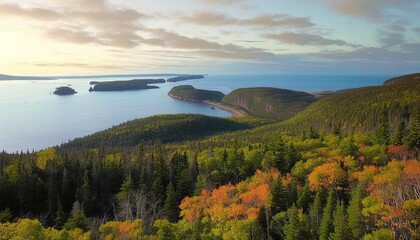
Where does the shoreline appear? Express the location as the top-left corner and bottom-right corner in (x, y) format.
(203, 101), (245, 117)
(168, 93), (245, 117)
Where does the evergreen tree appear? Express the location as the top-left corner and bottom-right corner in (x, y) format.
(297, 181), (311, 212)
(270, 176), (287, 215)
(309, 190), (324, 239)
(392, 122), (406, 145)
(330, 200), (350, 240)
(309, 127), (320, 139)
(319, 190), (335, 240)
(64, 201), (89, 231)
(283, 205), (310, 240)
(116, 175), (134, 203)
(404, 113), (420, 150)
(163, 183), (178, 223)
(348, 183), (364, 240)
(373, 108), (390, 145)
(285, 144), (301, 172)
(54, 202), (67, 230)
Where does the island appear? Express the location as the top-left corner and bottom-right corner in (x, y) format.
(167, 75), (205, 82)
(89, 79), (165, 92)
(53, 86), (77, 95)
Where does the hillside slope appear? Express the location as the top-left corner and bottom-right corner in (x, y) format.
(60, 114), (263, 149)
(221, 87), (315, 120)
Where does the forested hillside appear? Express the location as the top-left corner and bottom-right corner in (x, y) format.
(0, 74), (419, 240)
(168, 85), (225, 102)
(60, 114), (264, 150)
(221, 87), (315, 120)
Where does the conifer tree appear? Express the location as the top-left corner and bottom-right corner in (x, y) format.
(64, 201), (89, 231)
(319, 189), (335, 240)
(54, 202), (67, 230)
(309, 190), (324, 239)
(392, 122), (406, 145)
(348, 183), (364, 239)
(297, 181), (311, 212)
(373, 108), (390, 145)
(330, 200), (350, 240)
(163, 183), (178, 223)
(404, 113), (420, 150)
(270, 176), (287, 215)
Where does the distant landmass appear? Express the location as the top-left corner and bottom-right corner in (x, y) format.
(0, 74), (53, 80)
(89, 79), (165, 92)
(55, 73), (182, 79)
(168, 85), (225, 102)
(53, 86), (77, 96)
(167, 75), (205, 82)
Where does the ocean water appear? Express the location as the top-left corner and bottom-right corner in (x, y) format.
(0, 74), (391, 152)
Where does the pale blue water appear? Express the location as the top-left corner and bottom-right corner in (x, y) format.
(0, 74), (391, 152)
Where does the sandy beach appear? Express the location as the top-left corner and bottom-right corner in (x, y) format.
(203, 101), (245, 117)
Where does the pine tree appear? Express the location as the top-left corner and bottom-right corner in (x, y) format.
(116, 175), (134, 202)
(330, 200), (350, 240)
(347, 183), (364, 240)
(163, 183), (178, 223)
(297, 181), (311, 212)
(270, 176), (287, 215)
(283, 205), (310, 240)
(319, 189), (335, 240)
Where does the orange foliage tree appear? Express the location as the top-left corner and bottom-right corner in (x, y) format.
(308, 162), (348, 191)
(180, 169), (278, 222)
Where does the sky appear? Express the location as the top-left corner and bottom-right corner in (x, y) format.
(0, 0), (419, 75)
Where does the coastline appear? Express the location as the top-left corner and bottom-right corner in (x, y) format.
(168, 93), (245, 117)
(203, 101), (245, 117)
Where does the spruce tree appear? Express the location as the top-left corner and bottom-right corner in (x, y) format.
(392, 122), (406, 145)
(330, 200), (350, 240)
(270, 176), (287, 215)
(309, 190), (324, 239)
(404, 113), (420, 150)
(373, 108), (390, 145)
(319, 189), (335, 240)
(54, 202), (67, 230)
(297, 181), (311, 212)
(163, 183), (178, 223)
(64, 201), (89, 231)
(348, 183), (364, 240)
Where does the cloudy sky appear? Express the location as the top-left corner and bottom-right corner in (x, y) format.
(0, 0), (419, 75)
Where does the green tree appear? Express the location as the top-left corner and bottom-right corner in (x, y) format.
(392, 122), (406, 145)
(309, 190), (324, 239)
(164, 183), (178, 223)
(348, 183), (364, 239)
(283, 205), (310, 240)
(330, 200), (350, 240)
(270, 176), (287, 215)
(297, 181), (311, 212)
(373, 108), (390, 145)
(319, 190), (335, 240)
(64, 201), (89, 231)
(404, 113), (420, 150)
(54, 202), (67, 230)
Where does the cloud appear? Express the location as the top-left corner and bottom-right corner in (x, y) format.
(147, 28), (274, 60)
(0, 3), (62, 20)
(325, 0), (419, 21)
(0, 1), (146, 48)
(198, 0), (250, 8)
(264, 32), (350, 46)
(181, 11), (313, 28)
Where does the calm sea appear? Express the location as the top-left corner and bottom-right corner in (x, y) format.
(0, 74), (392, 152)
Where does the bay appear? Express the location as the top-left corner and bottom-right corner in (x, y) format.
(0, 74), (391, 152)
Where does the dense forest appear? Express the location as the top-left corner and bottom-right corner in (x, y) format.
(0, 74), (419, 239)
